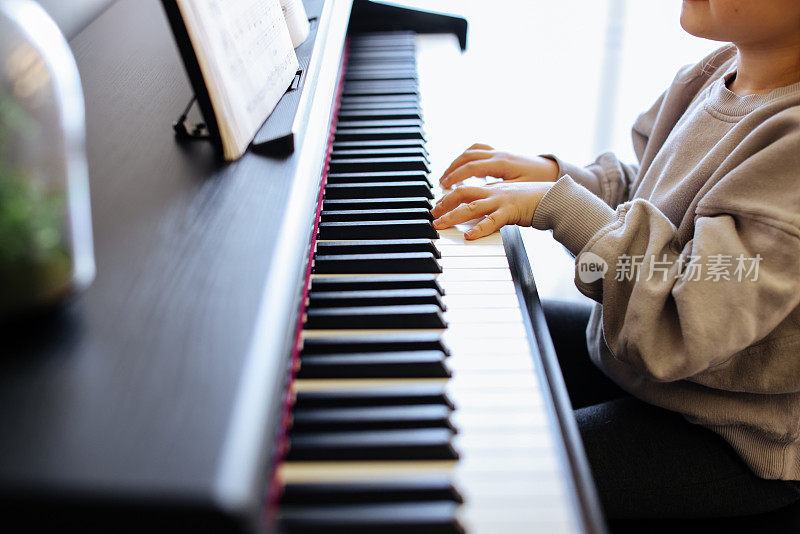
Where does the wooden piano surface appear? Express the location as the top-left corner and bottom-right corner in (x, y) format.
(0, 0), (603, 532)
(0, 0), (344, 528)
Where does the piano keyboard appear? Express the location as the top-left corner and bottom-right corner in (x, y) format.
(276, 32), (581, 533)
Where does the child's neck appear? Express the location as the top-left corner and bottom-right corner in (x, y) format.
(729, 43), (800, 96)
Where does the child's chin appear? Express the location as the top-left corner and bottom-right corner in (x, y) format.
(679, 14), (723, 41)
(680, 3), (713, 38)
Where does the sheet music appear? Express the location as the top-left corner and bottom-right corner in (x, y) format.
(280, 0), (310, 48)
(176, 0), (299, 160)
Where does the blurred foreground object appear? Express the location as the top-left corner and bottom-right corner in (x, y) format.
(0, 0), (94, 318)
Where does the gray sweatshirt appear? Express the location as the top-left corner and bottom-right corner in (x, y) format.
(531, 45), (800, 480)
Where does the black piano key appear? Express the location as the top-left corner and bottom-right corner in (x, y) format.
(324, 182), (433, 199)
(332, 139), (427, 152)
(322, 197), (432, 210)
(293, 383), (454, 409)
(342, 87), (418, 98)
(322, 197), (432, 211)
(348, 50), (415, 56)
(349, 40), (416, 49)
(347, 53), (414, 60)
(331, 147), (428, 160)
(340, 94), (419, 105)
(301, 331), (448, 355)
(336, 109), (423, 122)
(349, 44), (416, 52)
(318, 220), (437, 240)
(308, 289), (444, 310)
(320, 208), (433, 222)
(347, 57), (417, 66)
(316, 239), (440, 258)
(297, 351), (450, 379)
(337, 103), (424, 115)
(326, 171), (431, 186)
(334, 127), (425, 142)
(350, 31), (416, 41)
(313, 252), (440, 274)
(335, 119), (423, 130)
(344, 73), (417, 83)
(348, 54), (415, 60)
(310, 274), (443, 295)
(279, 501), (463, 534)
(287, 428), (458, 461)
(348, 51), (415, 57)
(350, 33), (415, 40)
(345, 71), (418, 82)
(346, 61), (416, 71)
(344, 75), (418, 85)
(290, 405), (454, 433)
(281, 477), (463, 505)
(304, 304), (446, 330)
(348, 47), (416, 56)
(333, 126), (425, 141)
(328, 157), (430, 173)
(346, 49), (415, 58)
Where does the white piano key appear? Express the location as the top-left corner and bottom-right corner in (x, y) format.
(293, 378), (447, 392)
(458, 512), (577, 534)
(302, 328), (444, 339)
(278, 453), (566, 485)
(452, 431), (556, 452)
(446, 356), (534, 373)
(442, 294), (521, 308)
(291, 372), (540, 394)
(440, 256), (510, 269)
(443, 323), (526, 339)
(444, 308), (523, 324)
(437, 244), (507, 257)
(438, 268), (512, 282)
(436, 227), (503, 246)
(300, 324), (526, 340)
(450, 391), (545, 409)
(446, 372), (540, 390)
(446, 341), (531, 356)
(451, 451), (564, 474)
(279, 448), (564, 482)
(278, 460), (458, 483)
(438, 280), (516, 295)
(450, 410), (549, 430)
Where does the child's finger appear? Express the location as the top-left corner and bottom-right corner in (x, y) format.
(440, 159), (507, 189)
(432, 198), (497, 230)
(465, 209), (510, 240)
(467, 142), (493, 151)
(431, 186), (490, 217)
(440, 150), (493, 183)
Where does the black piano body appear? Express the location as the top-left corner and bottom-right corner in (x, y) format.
(0, 1), (603, 532)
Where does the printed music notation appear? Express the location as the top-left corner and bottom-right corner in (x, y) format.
(176, 0), (300, 160)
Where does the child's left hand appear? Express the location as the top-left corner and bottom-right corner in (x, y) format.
(431, 182), (554, 240)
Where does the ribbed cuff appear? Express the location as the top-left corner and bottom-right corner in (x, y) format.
(531, 175), (618, 256)
(538, 154), (603, 197)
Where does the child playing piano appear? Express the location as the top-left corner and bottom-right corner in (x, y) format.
(430, 0), (800, 522)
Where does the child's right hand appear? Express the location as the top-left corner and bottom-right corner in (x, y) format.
(439, 143), (560, 189)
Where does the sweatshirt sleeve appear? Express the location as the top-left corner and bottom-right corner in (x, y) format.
(539, 90), (665, 209)
(532, 175), (800, 383)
